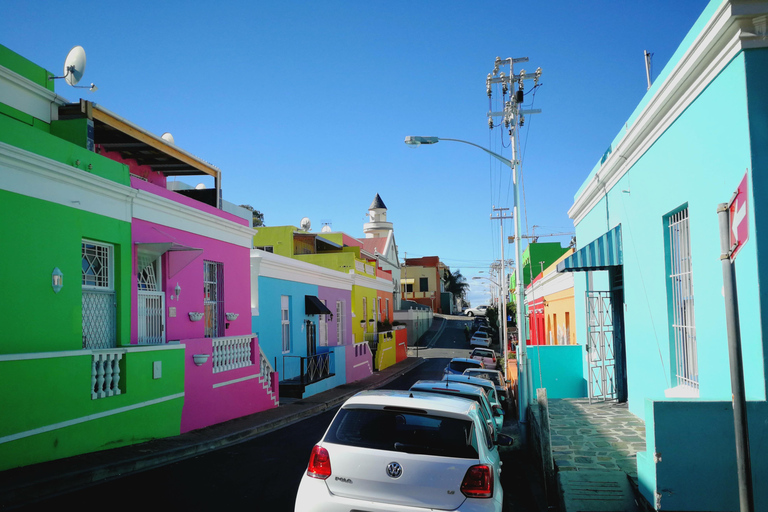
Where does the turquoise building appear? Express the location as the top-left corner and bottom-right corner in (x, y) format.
(558, 1), (768, 510)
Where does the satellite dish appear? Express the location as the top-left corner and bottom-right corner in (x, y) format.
(321, 225), (332, 233)
(195, 183), (206, 190)
(49, 45), (97, 92)
(300, 217), (312, 231)
(64, 46), (86, 86)
(161, 132), (175, 144)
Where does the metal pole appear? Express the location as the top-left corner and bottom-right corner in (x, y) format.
(512, 106), (528, 429)
(500, 222), (508, 381)
(492, 210), (510, 381)
(718, 202), (754, 512)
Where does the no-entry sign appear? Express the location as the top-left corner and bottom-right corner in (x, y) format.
(729, 172), (749, 262)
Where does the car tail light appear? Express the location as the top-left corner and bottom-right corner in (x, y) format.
(461, 464), (493, 498)
(307, 445), (332, 479)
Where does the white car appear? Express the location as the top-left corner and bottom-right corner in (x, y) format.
(465, 305), (489, 317)
(470, 331), (492, 348)
(295, 389), (513, 512)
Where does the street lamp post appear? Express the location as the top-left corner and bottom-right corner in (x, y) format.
(405, 135), (528, 428)
(473, 275), (500, 308)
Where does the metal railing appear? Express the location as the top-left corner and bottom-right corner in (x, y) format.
(283, 350), (334, 386)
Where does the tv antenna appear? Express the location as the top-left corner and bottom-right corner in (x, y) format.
(49, 46), (97, 92)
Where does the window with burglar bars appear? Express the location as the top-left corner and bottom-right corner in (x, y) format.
(336, 300), (345, 345)
(282, 295), (290, 352)
(666, 207), (698, 390)
(82, 240), (116, 349)
(319, 299), (328, 347)
(137, 254), (164, 344)
(204, 261), (224, 338)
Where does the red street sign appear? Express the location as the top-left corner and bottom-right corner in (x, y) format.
(729, 172), (749, 262)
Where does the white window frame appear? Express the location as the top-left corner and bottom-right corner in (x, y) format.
(281, 295), (291, 353)
(82, 240), (116, 349)
(667, 207), (698, 393)
(204, 260), (224, 338)
(82, 240), (114, 291)
(319, 299), (328, 347)
(336, 300), (345, 345)
(137, 252), (165, 345)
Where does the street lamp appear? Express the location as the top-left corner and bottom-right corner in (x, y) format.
(405, 135), (529, 425)
(472, 276), (499, 308)
(405, 136), (513, 167)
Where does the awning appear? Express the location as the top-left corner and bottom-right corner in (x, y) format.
(58, 100), (221, 179)
(305, 295), (333, 315)
(557, 225), (622, 272)
(135, 242), (203, 277)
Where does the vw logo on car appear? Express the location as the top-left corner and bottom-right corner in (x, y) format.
(386, 461), (402, 478)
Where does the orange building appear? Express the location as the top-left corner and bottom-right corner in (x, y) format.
(525, 249), (575, 345)
(401, 256), (443, 313)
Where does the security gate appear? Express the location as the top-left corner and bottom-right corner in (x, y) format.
(587, 291), (616, 403)
(306, 321), (317, 357)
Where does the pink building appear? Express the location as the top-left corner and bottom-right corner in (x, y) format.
(87, 103), (278, 433)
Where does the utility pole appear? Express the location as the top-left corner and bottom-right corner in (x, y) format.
(487, 56), (541, 435)
(491, 207), (512, 377)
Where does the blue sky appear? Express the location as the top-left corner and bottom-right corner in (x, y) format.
(3, 0), (708, 306)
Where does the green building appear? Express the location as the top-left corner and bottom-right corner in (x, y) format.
(0, 45), (183, 470)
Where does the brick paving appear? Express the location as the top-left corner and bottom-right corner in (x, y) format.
(547, 398), (646, 478)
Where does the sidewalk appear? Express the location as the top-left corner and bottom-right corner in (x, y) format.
(0, 357), (426, 510)
(534, 398), (649, 512)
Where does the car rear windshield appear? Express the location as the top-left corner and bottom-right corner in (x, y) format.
(466, 371), (502, 386)
(450, 360), (481, 372)
(325, 408), (478, 459)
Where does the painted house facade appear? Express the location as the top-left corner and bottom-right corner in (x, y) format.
(557, 1), (768, 509)
(250, 249), (367, 399)
(0, 46), (182, 470)
(525, 249), (575, 346)
(0, 44), (277, 470)
(252, 225), (399, 395)
(72, 101), (275, 434)
(401, 256), (443, 313)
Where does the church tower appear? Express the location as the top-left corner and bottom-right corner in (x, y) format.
(363, 193), (393, 238)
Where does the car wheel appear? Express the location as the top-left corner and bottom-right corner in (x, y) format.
(467, 312), (474, 317)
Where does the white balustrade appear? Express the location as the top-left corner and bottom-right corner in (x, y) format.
(212, 335), (254, 373)
(259, 346), (275, 387)
(92, 351), (123, 399)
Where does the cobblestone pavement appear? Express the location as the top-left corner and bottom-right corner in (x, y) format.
(548, 398), (646, 478)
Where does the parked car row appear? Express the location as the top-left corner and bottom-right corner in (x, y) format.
(445, 353), (512, 413)
(295, 353), (517, 511)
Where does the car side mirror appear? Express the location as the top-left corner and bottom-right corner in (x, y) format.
(494, 406), (505, 416)
(496, 433), (514, 447)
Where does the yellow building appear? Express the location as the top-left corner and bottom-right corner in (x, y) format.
(525, 249), (575, 345)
